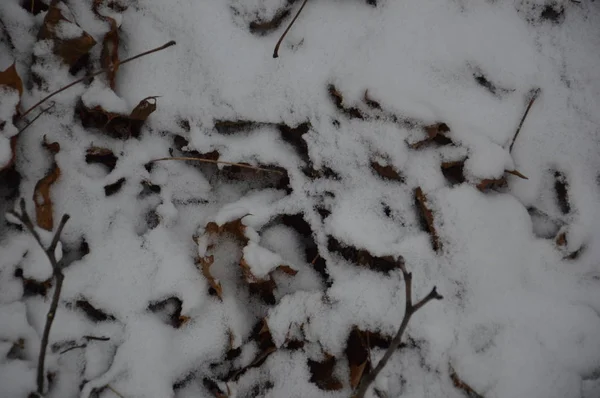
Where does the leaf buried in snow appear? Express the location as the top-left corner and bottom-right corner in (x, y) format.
(327, 236), (402, 274)
(100, 18), (120, 89)
(196, 255), (223, 299)
(38, 2), (96, 67)
(449, 364), (484, 398)
(345, 327), (370, 389)
(475, 176), (506, 192)
(414, 187), (441, 252)
(33, 138), (61, 230)
(553, 170), (570, 214)
(77, 96), (157, 139)
(104, 177), (125, 196)
(85, 147), (117, 172)
(441, 160), (466, 185)
(307, 353), (344, 391)
(371, 160), (404, 182)
(0, 63), (23, 98)
(409, 123), (452, 149)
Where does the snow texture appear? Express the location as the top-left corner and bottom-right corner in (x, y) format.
(1, 0), (600, 397)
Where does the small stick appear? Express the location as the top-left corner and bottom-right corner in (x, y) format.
(509, 88), (540, 153)
(19, 41), (176, 120)
(152, 156), (284, 174)
(9, 199), (70, 395)
(273, 0), (309, 58)
(354, 259), (442, 398)
(18, 103), (55, 134)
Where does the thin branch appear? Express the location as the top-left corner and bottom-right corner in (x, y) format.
(152, 156), (284, 174)
(83, 335), (110, 341)
(509, 88), (540, 153)
(354, 259), (442, 398)
(59, 344), (87, 355)
(107, 385), (126, 398)
(273, 0), (309, 58)
(9, 198), (70, 395)
(19, 41), (176, 119)
(18, 103), (55, 134)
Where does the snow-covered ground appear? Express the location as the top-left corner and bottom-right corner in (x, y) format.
(1, 0), (600, 397)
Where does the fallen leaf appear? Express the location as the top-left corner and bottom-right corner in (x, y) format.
(371, 160), (404, 182)
(74, 299), (116, 322)
(33, 138), (61, 230)
(441, 160), (466, 185)
(104, 177), (125, 196)
(308, 353), (344, 391)
(505, 169), (528, 180)
(100, 18), (120, 89)
(328, 84), (364, 119)
(85, 147), (117, 172)
(475, 177), (506, 192)
(77, 96), (157, 139)
(414, 187), (441, 251)
(345, 327), (370, 389)
(38, 1), (96, 67)
(0, 63), (23, 97)
(196, 255), (223, 299)
(327, 236), (403, 273)
(363, 90), (382, 110)
(409, 123), (452, 149)
(147, 297), (187, 328)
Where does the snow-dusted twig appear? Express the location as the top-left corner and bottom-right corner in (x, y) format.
(508, 88), (540, 153)
(9, 198), (70, 396)
(152, 156), (284, 174)
(273, 0), (309, 58)
(19, 41), (176, 119)
(354, 259), (442, 398)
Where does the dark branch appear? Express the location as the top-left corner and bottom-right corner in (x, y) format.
(509, 88), (540, 153)
(9, 198), (70, 395)
(354, 259), (443, 398)
(273, 0), (309, 58)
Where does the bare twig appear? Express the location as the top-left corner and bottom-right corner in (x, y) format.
(19, 41), (176, 119)
(354, 259), (442, 398)
(107, 385), (126, 398)
(59, 344), (87, 355)
(508, 88), (540, 153)
(152, 156), (284, 174)
(273, 0), (309, 58)
(9, 198), (70, 395)
(18, 103), (55, 134)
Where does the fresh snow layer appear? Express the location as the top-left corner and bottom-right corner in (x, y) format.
(1, 0), (600, 397)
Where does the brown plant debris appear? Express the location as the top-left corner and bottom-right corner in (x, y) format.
(371, 160), (404, 182)
(327, 236), (403, 274)
(74, 299), (116, 322)
(509, 88), (540, 153)
(363, 90), (382, 110)
(346, 327), (371, 390)
(34, 137), (61, 230)
(85, 147), (118, 172)
(449, 364), (484, 398)
(475, 177), (507, 192)
(409, 123), (452, 149)
(250, 6), (293, 35)
(328, 84), (365, 119)
(77, 96), (157, 138)
(147, 296), (188, 328)
(104, 177), (125, 196)
(307, 353), (344, 391)
(37, 1), (96, 67)
(196, 255), (223, 299)
(441, 160), (466, 185)
(414, 187), (441, 252)
(227, 319), (277, 382)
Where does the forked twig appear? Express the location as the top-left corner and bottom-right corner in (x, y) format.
(9, 199), (70, 395)
(19, 41), (176, 119)
(354, 259), (442, 398)
(273, 0), (309, 58)
(508, 88), (540, 153)
(152, 157), (284, 174)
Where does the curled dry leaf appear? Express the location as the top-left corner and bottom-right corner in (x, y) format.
(38, 1), (96, 67)
(34, 138), (61, 230)
(77, 96), (157, 139)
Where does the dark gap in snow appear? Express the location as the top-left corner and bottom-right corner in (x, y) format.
(441, 160), (466, 185)
(104, 177), (126, 196)
(553, 170), (571, 214)
(307, 354), (343, 391)
(14, 268), (51, 297)
(145, 209), (160, 230)
(202, 378), (229, 397)
(327, 236), (401, 274)
(139, 180), (161, 198)
(277, 122), (310, 163)
(74, 299), (116, 322)
(172, 371), (196, 390)
(243, 380), (275, 398)
(177, 119), (191, 132)
(147, 296), (185, 328)
(20, 0), (49, 15)
(85, 147), (117, 173)
(540, 4), (565, 24)
(172, 134), (202, 157)
(249, 7), (292, 36)
(7, 338), (26, 360)
(0, 165), (21, 200)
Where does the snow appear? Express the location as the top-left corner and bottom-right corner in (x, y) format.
(1, 0), (600, 397)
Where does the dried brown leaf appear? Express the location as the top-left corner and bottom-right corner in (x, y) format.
(476, 177), (506, 192)
(34, 138), (61, 230)
(409, 123), (452, 149)
(308, 353), (344, 391)
(449, 364), (484, 398)
(196, 255), (223, 299)
(415, 187), (441, 251)
(346, 327), (370, 389)
(38, 2), (96, 67)
(101, 18), (120, 89)
(505, 169), (528, 180)
(0, 63), (23, 97)
(371, 160), (404, 182)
